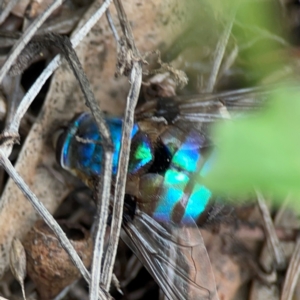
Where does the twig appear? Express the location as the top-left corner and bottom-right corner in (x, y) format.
(0, 0), (19, 25)
(234, 19), (289, 47)
(0, 0), (63, 84)
(5, 75), (21, 127)
(256, 190), (286, 269)
(281, 234), (300, 300)
(113, 0), (139, 55)
(99, 0), (142, 292)
(106, 9), (119, 43)
(102, 62), (142, 290)
(89, 150), (113, 300)
(206, 12), (235, 93)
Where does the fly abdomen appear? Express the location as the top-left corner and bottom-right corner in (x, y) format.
(136, 125), (213, 224)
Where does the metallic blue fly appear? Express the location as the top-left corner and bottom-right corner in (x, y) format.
(58, 112), (212, 224)
(56, 88), (261, 300)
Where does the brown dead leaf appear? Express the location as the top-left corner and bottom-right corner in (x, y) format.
(9, 238), (26, 300)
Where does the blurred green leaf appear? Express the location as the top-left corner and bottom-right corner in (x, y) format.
(204, 86), (300, 206)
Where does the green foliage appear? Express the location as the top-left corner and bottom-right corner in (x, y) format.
(204, 86), (300, 206)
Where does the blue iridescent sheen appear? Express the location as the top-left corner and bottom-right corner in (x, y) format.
(59, 113), (212, 224)
(183, 184), (211, 222)
(129, 134), (153, 174)
(60, 112), (144, 176)
(152, 131), (211, 223)
(153, 169), (189, 222)
(172, 145), (200, 173)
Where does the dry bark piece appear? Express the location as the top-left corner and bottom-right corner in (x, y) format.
(23, 220), (93, 299)
(9, 238), (27, 300)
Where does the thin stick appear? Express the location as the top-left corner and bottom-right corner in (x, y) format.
(89, 149), (113, 300)
(206, 13), (235, 93)
(106, 9), (119, 42)
(0, 0), (63, 84)
(0, 0), (20, 25)
(281, 234), (300, 300)
(256, 190), (286, 268)
(4, 75), (21, 127)
(113, 0), (139, 55)
(99, 0), (142, 291)
(102, 62), (142, 289)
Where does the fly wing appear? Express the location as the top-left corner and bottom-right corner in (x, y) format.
(122, 209), (219, 300)
(135, 86), (267, 124)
